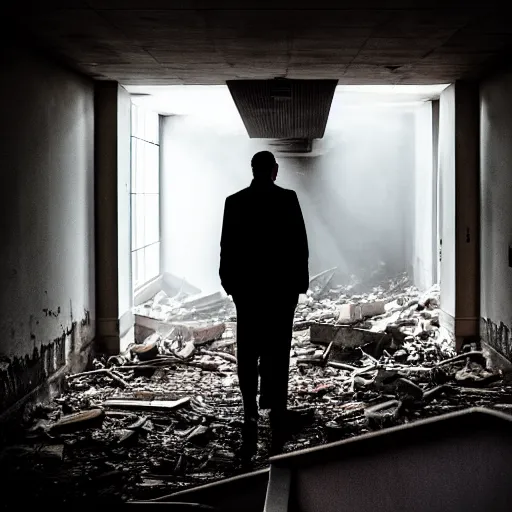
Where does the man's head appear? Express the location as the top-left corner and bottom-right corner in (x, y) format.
(251, 151), (278, 182)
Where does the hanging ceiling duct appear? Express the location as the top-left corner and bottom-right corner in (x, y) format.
(267, 138), (313, 156)
(226, 79), (338, 139)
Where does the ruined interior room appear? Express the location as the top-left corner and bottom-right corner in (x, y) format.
(1, 2), (512, 510)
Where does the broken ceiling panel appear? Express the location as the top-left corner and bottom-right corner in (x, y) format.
(226, 79), (338, 139)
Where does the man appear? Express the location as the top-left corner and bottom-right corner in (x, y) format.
(219, 151), (309, 459)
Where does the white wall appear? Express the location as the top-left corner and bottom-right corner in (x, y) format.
(412, 102), (435, 291)
(160, 115), (266, 294)
(117, 86), (132, 323)
(438, 85), (456, 319)
(0, 47), (95, 412)
(161, 107), (417, 294)
(480, 71), (512, 359)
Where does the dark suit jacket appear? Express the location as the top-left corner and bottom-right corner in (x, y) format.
(219, 179), (309, 297)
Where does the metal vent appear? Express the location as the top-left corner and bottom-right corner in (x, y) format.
(227, 79), (338, 139)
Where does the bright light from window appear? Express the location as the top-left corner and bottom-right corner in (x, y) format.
(125, 83), (450, 119)
(126, 85), (243, 125)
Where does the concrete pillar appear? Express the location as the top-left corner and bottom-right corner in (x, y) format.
(454, 82), (480, 348)
(438, 82), (480, 350)
(94, 82), (132, 355)
(432, 99), (440, 285)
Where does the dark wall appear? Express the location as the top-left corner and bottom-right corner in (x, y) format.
(480, 71), (512, 360)
(0, 46), (95, 415)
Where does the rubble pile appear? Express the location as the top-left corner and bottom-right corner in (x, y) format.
(134, 290), (236, 324)
(2, 272), (512, 506)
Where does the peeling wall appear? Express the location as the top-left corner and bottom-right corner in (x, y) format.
(0, 45), (95, 413)
(480, 71), (512, 360)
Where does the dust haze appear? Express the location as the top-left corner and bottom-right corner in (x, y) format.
(159, 91), (429, 295)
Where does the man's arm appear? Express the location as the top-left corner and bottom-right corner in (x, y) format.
(219, 197), (235, 296)
(290, 191), (310, 293)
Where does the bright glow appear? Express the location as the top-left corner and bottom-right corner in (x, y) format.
(124, 84), (450, 120)
(125, 85), (244, 128)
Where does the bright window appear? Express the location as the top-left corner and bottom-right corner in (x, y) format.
(131, 104), (160, 290)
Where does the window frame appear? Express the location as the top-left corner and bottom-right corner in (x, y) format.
(130, 104), (161, 292)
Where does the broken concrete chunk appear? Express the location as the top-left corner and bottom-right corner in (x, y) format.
(153, 290), (170, 306)
(337, 303), (359, 324)
(142, 332), (161, 345)
(182, 291), (224, 310)
(455, 362), (500, 387)
(337, 301), (386, 324)
(177, 340), (196, 359)
(361, 301), (386, 318)
(131, 340), (159, 361)
(50, 408), (105, 434)
(192, 322), (226, 345)
(310, 323), (389, 349)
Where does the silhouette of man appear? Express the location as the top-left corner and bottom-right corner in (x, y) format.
(219, 150), (309, 459)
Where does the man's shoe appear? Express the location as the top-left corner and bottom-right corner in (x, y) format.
(268, 408), (314, 455)
(269, 410), (289, 456)
(269, 429), (285, 456)
(239, 417), (258, 463)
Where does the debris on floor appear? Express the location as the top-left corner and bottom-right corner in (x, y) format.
(3, 272), (512, 506)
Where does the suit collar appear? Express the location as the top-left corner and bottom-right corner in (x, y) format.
(250, 178), (275, 189)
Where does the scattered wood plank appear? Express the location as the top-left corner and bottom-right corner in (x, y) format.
(103, 397), (190, 411)
(201, 349), (237, 364)
(50, 409), (105, 433)
(436, 351), (486, 367)
(66, 368), (129, 388)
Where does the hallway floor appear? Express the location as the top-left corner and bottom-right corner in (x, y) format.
(2, 276), (511, 506)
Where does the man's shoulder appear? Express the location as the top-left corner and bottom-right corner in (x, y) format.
(275, 185), (295, 196)
(225, 184), (296, 204)
(226, 187), (251, 203)
(274, 185), (297, 199)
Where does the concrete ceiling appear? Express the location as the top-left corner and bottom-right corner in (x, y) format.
(6, 1), (512, 85)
